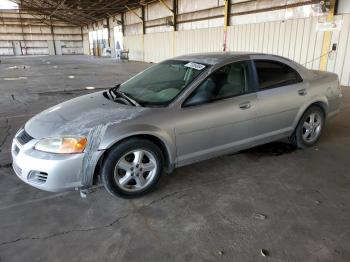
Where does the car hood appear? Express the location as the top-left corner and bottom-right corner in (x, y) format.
(25, 91), (146, 138)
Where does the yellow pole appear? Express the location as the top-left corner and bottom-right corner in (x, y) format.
(320, 0), (336, 71)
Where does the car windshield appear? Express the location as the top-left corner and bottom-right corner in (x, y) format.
(118, 60), (207, 106)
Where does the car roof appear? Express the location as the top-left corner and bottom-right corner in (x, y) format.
(171, 52), (308, 74)
(173, 51), (264, 65)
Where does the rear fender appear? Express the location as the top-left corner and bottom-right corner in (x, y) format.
(292, 96), (328, 130)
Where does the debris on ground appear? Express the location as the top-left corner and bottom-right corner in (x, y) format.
(67, 75), (75, 79)
(46, 61), (51, 65)
(253, 213), (267, 220)
(260, 249), (269, 257)
(315, 200), (321, 205)
(7, 65), (30, 70)
(4, 76), (28, 81)
(85, 86), (95, 90)
(217, 250), (224, 256)
(52, 65), (58, 69)
(80, 190), (88, 198)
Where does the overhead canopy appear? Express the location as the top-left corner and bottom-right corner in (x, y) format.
(8, 0), (156, 25)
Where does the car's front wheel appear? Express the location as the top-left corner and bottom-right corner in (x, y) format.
(291, 106), (325, 148)
(101, 138), (163, 198)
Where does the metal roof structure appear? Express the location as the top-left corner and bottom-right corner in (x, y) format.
(8, 0), (157, 25)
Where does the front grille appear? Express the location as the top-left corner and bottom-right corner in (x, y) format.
(16, 129), (34, 145)
(12, 162), (22, 177)
(28, 171), (48, 184)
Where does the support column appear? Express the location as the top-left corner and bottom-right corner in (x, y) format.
(50, 17), (57, 55)
(223, 0), (230, 51)
(320, 0), (337, 71)
(106, 17), (111, 49)
(141, 5), (146, 61)
(141, 6), (146, 35)
(172, 0), (177, 56)
(121, 13), (125, 36)
(172, 0), (177, 31)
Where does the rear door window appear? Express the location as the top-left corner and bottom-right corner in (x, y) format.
(254, 60), (302, 90)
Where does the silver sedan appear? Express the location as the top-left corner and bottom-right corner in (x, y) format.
(11, 52), (342, 197)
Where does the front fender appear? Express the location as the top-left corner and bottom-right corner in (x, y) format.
(99, 123), (176, 165)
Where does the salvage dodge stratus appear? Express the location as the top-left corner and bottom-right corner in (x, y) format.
(12, 52), (342, 197)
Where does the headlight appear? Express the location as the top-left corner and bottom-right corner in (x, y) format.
(35, 136), (87, 154)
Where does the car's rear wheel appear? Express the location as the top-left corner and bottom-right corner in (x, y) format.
(290, 106), (325, 148)
(101, 138), (163, 198)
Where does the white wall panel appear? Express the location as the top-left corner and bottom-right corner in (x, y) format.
(82, 33), (89, 55)
(146, 0), (172, 20)
(178, 0), (224, 13)
(125, 14), (350, 86)
(225, 15), (350, 86)
(312, 31), (324, 70)
(272, 21), (280, 54)
(335, 15), (350, 86)
(299, 18), (311, 65)
(123, 34), (144, 61)
(293, 19), (304, 63)
(144, 32), (174, 62)
(125, 8), (142, 25)
(174, 27), (223, 56)
(263, 22), (270, 53)
(289, 19), (298, 60)
(0, 12), (83, 56)
(338, 0), (350, 14)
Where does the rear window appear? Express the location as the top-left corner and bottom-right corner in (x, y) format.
(254, 60), (302, 90)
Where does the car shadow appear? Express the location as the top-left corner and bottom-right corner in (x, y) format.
(239, 142), (297, 157)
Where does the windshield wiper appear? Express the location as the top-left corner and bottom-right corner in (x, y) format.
(118, 91), (141, 107)
(109, 85), (140, 107)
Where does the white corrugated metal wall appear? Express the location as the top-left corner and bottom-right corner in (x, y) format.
(123, 13), (350, 86)
(81, 0), (350, 86)
(144, 32), (173, 62)
(125, 27), (224, 62)
(124, 34), (144, 61)
(174, 27), (224, 56)
(226, 14), (350, 86)
(0, 12), (83, 55)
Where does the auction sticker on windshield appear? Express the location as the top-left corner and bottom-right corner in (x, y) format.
(184, 62), (206, 70)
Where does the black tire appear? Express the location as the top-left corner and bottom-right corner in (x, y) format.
(290, 106), (325, 149)
(101, 138), (163, 198)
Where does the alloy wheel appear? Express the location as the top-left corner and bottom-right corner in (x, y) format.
(114, 150), (158, 192)
(302, 112), (323, 143)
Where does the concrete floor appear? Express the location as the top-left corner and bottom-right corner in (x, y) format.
(0, 55), (349, 262)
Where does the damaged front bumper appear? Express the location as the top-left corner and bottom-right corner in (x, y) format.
(11, 137), (86, 192)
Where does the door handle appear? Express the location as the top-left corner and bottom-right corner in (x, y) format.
(239, 101), (251, 110)
(298, 89), (307, 96)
